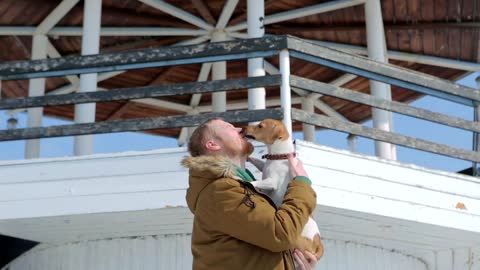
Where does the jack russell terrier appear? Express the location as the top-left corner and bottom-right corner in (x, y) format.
(244, 119), (324, 261)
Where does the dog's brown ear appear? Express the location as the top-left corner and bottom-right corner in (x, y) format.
(272, 123), (288, 141)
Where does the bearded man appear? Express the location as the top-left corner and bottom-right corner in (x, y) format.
(182, 118), (318, 270)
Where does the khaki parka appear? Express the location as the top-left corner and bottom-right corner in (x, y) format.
(182, 155), (317, 270)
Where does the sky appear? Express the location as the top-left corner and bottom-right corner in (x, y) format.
(0, 72), (478, 173)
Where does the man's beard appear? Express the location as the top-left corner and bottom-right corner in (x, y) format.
(242, 139), (254, 157)
(223, 138), (254, 158)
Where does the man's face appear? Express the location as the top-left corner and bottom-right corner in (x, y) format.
(209, 119), (253, 157)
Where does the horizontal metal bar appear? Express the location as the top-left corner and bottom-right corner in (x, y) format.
(0, 36), (288, 80)
(287, 36), (480, 106)
(291, 76), (480, 133)
(311, 40), (480, 72)
(0, 108), (283, 142)
(0, 75), (281, 110)
(291, 108), (480, 162)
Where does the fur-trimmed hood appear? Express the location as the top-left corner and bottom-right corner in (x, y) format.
(182, 155), (240, 213)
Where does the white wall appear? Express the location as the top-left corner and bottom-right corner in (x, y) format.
(2, 235), (427, 270)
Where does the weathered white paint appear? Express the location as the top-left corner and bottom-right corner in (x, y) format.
(365, 0), (396, 160)
(74, 0), (102, 156)
(302, 97), (315, 141)
(280, 49), (293, 135)
(1, 141), (480, 269)
(25, 34), (48, 159)
(1, 236), (428, 270)
(247, 0), (266, 112)
(211, 31), (227, 113)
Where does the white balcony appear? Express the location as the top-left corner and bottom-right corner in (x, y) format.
(1, 140), (479, 269)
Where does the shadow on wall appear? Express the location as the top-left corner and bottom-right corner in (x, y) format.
(0, 235), (37, 269)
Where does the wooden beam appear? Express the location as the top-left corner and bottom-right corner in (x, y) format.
(191, 0), (216, 25)
(287, 36), (480, 106)
(0, 75), (282, 110)
(106, 102), (134, 120)
(0, 36), (287, 80)
(291, 108), (480, 163)
(0, 108), (283, 142)
(148, 66), (177, 86)
(291, 76), (480, 133)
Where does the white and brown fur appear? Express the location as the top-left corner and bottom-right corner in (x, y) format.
(244, 119), (324, 260)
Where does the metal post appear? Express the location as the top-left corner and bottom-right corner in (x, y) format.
(247, 0), (266, 112)
(279, 49), (292, 136)
(25, 34), (48, 159)
(211, 31), (227, 112)
(74, 0), (102, 156)
(364, 0), (396, 160)
(302, 97), (315, 141)
(473, 76), (480, 176)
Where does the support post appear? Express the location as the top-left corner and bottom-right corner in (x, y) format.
(302, 97), (315, 141)
(74, 0), (102, 156)
(473, 76), (480, 176)
(279, 49), (292, 136)
(365, 0), (396, 160)
(211, 31), (227, 112)
(25, 34), (48, 159)
(247, 0), (266, 112)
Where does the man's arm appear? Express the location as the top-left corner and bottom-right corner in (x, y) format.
(196, 177), (316, 252)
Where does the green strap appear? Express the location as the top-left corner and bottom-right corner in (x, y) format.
(235, 167), (256, 182)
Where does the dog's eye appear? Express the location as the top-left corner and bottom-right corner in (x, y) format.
(258, 124), (263, 128)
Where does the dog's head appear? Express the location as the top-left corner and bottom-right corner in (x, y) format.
(243, 119), (290, 145)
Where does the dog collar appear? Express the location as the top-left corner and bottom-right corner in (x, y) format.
(261, 153), (296, 160)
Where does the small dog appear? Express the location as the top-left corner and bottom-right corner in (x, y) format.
(244, 119), (324, 261)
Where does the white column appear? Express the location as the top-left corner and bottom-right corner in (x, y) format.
(247, 0), (266, 111)
(365, 0), (396, 160)
(279, 49), (292, 136)
(473, 76), (480, 176)
(211, 31), (227, 112)
(25, 34), (48, 159)
(302, 97), (315, 142)
(74, 0), (102, 156)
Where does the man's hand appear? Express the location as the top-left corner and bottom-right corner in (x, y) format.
(288, 156), (309, 178)
(293, 249), (318, 270)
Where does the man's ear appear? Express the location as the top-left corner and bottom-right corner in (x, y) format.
(205, 140), (221, 151)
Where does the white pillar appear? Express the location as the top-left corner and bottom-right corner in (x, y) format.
(473, 76), (480, 176)
(365, 0), (396, 160)
(211, 31), (227, 112)
(302, 97), (315, 142)
(279, 49), (292, 136)
(247, 0), (266, 112)
(25, 34), (48, 159)
(74, 0), (102, 156)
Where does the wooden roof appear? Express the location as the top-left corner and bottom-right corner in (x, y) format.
(0, 0), (478, 138)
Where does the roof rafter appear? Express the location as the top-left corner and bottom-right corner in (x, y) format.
(226, 0), (366, 32)
(137, 0), (214, 30)
(35, 0), (80, 35)
(191, 0), (216, 25)
(216, 0), (240, 29)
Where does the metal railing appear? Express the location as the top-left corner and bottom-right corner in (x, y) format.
(0, 35), (478, 165)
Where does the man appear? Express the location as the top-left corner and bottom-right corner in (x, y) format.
(182, 118), (318, 270)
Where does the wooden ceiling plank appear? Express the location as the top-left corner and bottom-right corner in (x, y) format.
(190, 0), (216, 25)
(106, 102), (134, 120)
